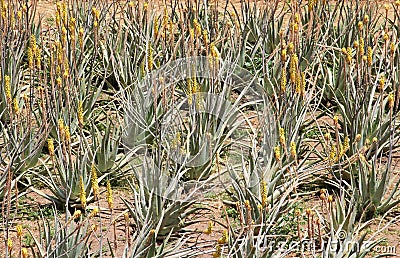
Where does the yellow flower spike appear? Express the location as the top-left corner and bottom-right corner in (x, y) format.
(379, 76), (385, 91)
(153, 18), (159, 38)
(281, 69), (287, 93)
(217, 230), (228, 244)
(58, 119), (64, 134)
(288, 42), (294, 53)
(308, 0), (315, 12)
(106, 180), (113, 210)
(77, 101), (84, 127)
(162, 7), (169, 27)
(213, 244), (222, 258)
(143, 2), (148, 10)
(90, 224), (98, 233)
(244, 200), (251, 212)
(204, 221), (213, 234)
(390, 42), (396, 55)
(7, 238), (12, 251)
(279, 127), (286, 147)
(384, 4), (390, 12)
(91, 164), (99, 199)
(327, 195), (333, 203)
(91, 7), (100, 21)
(290, 141), (297, 158)
(193, 19), (201, 37)
(338, 142), (344, 157)
(274, 146), (281, 161)
(63, 68), (69, 79)
(187, 78), (193, 105)
(79, 176), (87, 209)
(295, 71), (302, 94)
(69, 17), (76, 32)
(64, 126), (71, 143)
(341, 47), (347, 55)
(358, 21), (363, 31)
(388, 93), (394, 108)
(359, 38), (365, 56)
(290, 53), (298, 83)
(16, 224), (23, 238)
(343, 136), (349, 152)
(364, 15), (369, 23)
(354, 41), (359, 49)
(281, 48), (287, 62)
(61, 1), (67, 22)
(22, 248), (28, 258)
(61, 26), (67, 43)
(355, 134), (362, 142)
(89, 207), (99, 218)
(396, 0), (400, 7)
(294, 13), (300, 23)
(17, 10), (22, 20)
(124, 212), (130, 222)
(383, 31), (389, 42)
(4, 75), (11, 102)
(147, 45), (153, 71)
(210, 43), (219, 58)
(320, 193), (326, 200)
(79, 27), (84, 48)
(56, 10), (61, 26)
(140, 60), (146, 76)
(367, 46), (373, 66)
(346, 47), (353, 63)
(333, 115), (339, 126)
(189, 28), (195, 41)
(293, 22), (299, 33)
(202, 29), (208, 45)
(362, 55), (367, 62)
(128, 1), (134, 8)
(301, 72), (306, 96)
(30, 35), (37, 52)
(35, 48), (41, 67)
(72, 210), (82, 219)
(56, 77), (62, 86)
(294, 209), (301, 217)
(48, 138), (55, 156)
(261, 179), (268, 207)
(27, 47), (34, 69)
(324, 132), (331, 141)
(57, 52), (63, 67)
(329, 145), (336, 162)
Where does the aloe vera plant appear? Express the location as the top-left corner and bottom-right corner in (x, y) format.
(28, 206), (91, 258)
(322, 191), (389, 258)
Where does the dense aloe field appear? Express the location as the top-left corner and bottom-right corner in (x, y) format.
(1, 0), (400, 257)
